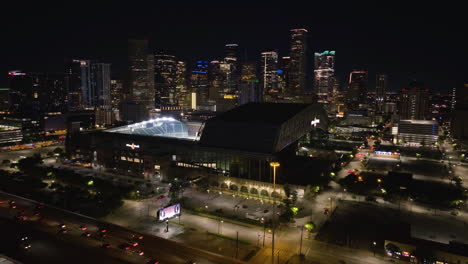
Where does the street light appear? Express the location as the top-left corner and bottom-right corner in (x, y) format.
(373, 241), (377, 256)
(269, 161), (280, 264)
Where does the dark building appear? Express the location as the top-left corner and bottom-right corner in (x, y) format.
(154, 53), (177, 107)
(451, 83), (468, 145)
(399, 81), (430, 120)
(286, 29), (308, 98)
(127, 39), (154, 109)
(68, 103), (329, 188)
(8, 70), (67, 116)
(175, 61), (189, 109)
(375, 74), (388, 113)
(64, 59), (83, 110)
(346, 70), (368, 110)
(110, 79), (123, 109)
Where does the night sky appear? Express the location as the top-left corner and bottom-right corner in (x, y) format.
(1, 2), (466, 92)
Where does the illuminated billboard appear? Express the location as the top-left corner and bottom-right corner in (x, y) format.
(157, 204), (181, 221)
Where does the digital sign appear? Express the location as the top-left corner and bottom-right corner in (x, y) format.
(311, 118), (320, 127)
(126, 143), (140, 150)
(157, 204), (181, 221)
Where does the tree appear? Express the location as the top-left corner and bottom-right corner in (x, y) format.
(53, 147), (63, 154)
(2, 159), (10, 165)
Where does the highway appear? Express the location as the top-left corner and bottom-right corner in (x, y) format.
(0, 191), (247, 264)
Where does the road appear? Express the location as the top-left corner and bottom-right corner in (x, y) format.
(0, 191), (247, 264)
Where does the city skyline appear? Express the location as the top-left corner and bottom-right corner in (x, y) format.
(0, 3), (466, 92)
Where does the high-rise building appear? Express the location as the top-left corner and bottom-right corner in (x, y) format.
(398, 81), (430, 120)
(239, 62), (260, 105)
(175, 61), (189, 110)
(286, 29), (308, 97)
(223, 44), (239, 94)
(314, 50), (336, 104)
(154, 53), (177, 107)
(110, 79), (123, 109)
(65, 59), (83, 110)
(375, 74), (388, 112)
(80, 61), (111, 109)
(190, 61), (210, 108)
(346, 70), (368, 110)
(8, 71), (67, 116)
(127, 39), (154, 109)
(451, 84), (468, 143)
(260, 51), (278, 95)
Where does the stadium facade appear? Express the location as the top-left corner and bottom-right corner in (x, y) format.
(68, 103), (329, 188)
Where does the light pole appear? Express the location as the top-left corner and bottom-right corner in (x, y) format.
(372, 241), (377, 256)
(218, 219), (223, 234)
(270, 161), (280, 264)
(299, 225), (304, 256)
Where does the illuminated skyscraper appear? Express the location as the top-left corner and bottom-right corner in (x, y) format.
(314, 50), (335, 104)
(286, 29), (308, 97)
(175, 61), (189, 109)
(375, 74), (388, 112)
(239, 62), (260, 105)
(154, 52), (177, 107)
(190, 61), (210, 108)
(223, 43), (239, 93)
(346, 70), (368, 110)
(127, 39), (154, 108)
(80, 61), (111, 109)
(399, 81), (430, 120)
(110, 79), (123, 109)
(260, 51), (278, 95)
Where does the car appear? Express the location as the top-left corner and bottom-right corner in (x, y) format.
(133, 249), (144, 256)
(132, 234), (144, 240)
(58, 229), (68, 234)
(82, 232), (92, 238)
(186, 261), (196, 264)
(99, 228), (108, 233)
(80, 226), (88, 231)
(147, 260), (160, 264)
(15, 215), (28, 221)
(130, 241), (139, 247)
(119, 243), (132, 250)
(23, 244), (32, 250)
(59, 224), (66, 229)
(101, 243), (112, 249)
(33, 211), (41, 216)
(36, 204), (45, 209)
(9, 201), (17, 209)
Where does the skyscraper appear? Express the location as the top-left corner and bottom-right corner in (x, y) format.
(399, 81), (430, 120)
(260, 51), (278, 95)
(223, 43), (239, 94)
(110, 79), (123, 109)
(154, 52), (177, 107)
(375, 74), (388, 112)
(80, 61), (111, 109)
(190, 61), (210, 108)
(286, 29), (308, 97)
(346, 70), (368, 110)
(451, 84), (468, 143)
(127, 39), (154, 108)
(239, 62), (261, 105)
(314, 50), (336, 104)
(64, 59), (83, 110)
(175, 61), (189, 110)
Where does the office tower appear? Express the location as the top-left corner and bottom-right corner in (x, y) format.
(239, 62), (260, 105)
(8, 71), (67, 115)
(314, 50), (336, 104)
(154, 52), (177, 107)
(399, 81), (430, 120)
(375, 74), (388, 112)
(286, 29), (308, 97)
(190, 61), (210, 108)
(346, 70), (368, 110)
(80, 62), (111, 109)
(260, 51), (278, 95)
(451, 84), (468, 142)
(127, 39), (154, 109)
(209, 60), (222, 102)
(175, 61), (189, 109)
(0, 87), (9, 111)
(451, 87), (457, 111)
(110, 79), (123, 109)
(65, 59), (83, 110)
(223, 44), (239, 94)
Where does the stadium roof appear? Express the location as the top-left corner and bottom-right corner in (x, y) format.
(105, 117), (199, 141)
(200, 103), (328, 153)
